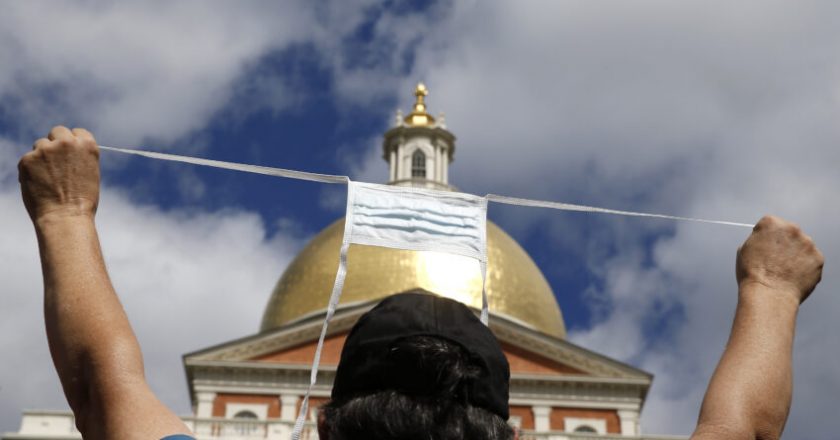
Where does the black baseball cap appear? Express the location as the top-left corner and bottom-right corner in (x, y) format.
(331, 290), (510, 420)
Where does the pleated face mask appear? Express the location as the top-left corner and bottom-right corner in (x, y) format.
(348, 182), (488, 260)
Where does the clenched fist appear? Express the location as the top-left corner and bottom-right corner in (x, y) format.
(737, 215), (824, 304)
(18, 126), (100, 224)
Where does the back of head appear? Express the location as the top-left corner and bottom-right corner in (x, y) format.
(321, 336), (513, 440)
(320, 291), (513, 440)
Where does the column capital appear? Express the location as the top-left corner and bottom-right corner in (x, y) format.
(196, 391), (216, 402)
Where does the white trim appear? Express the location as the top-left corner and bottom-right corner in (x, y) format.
(509, 398), (641, 410)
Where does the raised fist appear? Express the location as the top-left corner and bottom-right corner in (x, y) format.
(18, 126), (100, 223)
(737, 215), (824, 303)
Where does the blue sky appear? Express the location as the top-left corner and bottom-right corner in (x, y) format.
(1, 1), (839, 438)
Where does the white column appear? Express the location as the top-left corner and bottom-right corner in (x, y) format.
(532, 405), (551, 432)
(438, 145), (446, 183)
(425, 155), (433, 181)
(280, 394), (300, 422)
(389, 150), (396, 182)
(435, 145), (442, 181)
(195, 392), (216, 418)
(195, 392), (216, 436)
(442, 154), (449, 184)
(617, 409), (640, 436)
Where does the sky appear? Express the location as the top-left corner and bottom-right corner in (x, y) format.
(1, 1), (838, 438)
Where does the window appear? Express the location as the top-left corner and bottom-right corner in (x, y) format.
(565, 417), (606, 434)
(574, 425), (597, 433)
(411, 150), (426, 178)
(232, 410), (259, 435)
(233, 410), (258, 419)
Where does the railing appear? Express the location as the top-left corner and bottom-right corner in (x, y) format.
(184, 417), (317, 439)
(4, 411), (687, 440)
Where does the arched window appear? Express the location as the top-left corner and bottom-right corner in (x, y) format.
(411, 150), (426, 178)
(574, 425), (597, 433)
(233, 410), (258, 419)
(232, 410), (259, 435)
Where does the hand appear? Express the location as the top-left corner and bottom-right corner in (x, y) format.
(18, 126), (101, 224)
(736, 215), (824, 303)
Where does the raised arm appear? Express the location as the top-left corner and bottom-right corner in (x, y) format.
(19, 126), (192, 439)
(691, 215), (824, 440)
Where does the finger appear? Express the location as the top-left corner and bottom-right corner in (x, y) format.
(71, 127), (94, 142)
(17, 150), (37, 179)
(71, 128), (98, 150)
(753, 216), (769, 231)
(31, 137), (49, 150)
(47, 125), (72, 141)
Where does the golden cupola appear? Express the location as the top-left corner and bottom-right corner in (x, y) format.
(382, 83), (455, 191)
(260, 84), (566, 338)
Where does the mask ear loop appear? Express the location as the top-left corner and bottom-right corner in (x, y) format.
(479, 197), (489, 325)
(291, 179), (355, 440)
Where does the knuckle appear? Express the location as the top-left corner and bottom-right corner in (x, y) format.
(32, 137), (49, 150)
(18, 152), (35, 172)
(49, 125), (68, 136)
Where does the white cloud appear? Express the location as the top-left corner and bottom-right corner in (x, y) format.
(0, 1), (315, 146)
(0, 141), (300, 431)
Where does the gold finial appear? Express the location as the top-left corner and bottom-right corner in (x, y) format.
(405, 82), (435, 126)
(414, 83), (428, 112)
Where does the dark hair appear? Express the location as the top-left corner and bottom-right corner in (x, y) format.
(321, 336), (514, 440)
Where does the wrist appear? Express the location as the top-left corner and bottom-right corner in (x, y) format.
(738, 280), (802, 311)
(34, 209), (96, 232)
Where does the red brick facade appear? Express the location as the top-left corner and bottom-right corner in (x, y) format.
(209, 332), (619, 434)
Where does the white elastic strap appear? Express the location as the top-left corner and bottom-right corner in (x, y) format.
(478, 197), (489, 325)
(479, 258), (489, 325)
(290, 182), (357, 440)
(486, 193), (753, 228)
(98, 145), (752, 228)
(99, 145), (348, 184)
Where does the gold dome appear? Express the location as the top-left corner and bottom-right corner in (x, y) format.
(260, 219), (566, 338)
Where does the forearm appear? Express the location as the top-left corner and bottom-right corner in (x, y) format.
(693, 284), (799, 440)
(36, 214), (145, 414)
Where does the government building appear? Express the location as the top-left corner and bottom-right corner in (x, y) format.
(4, 85), (685, 440)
